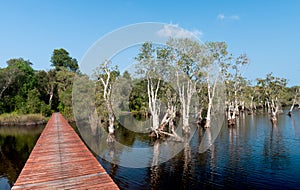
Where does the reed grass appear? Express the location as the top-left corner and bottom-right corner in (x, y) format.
(0, 113), (48, 126)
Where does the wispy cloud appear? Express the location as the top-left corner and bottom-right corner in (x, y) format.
(157, 24), (203, 39)
(217, 14), (240, 21)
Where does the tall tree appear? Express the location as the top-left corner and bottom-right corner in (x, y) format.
(56, 67), (76, 119)
(50, 48), (79, 72)
(257, 73), (287, 124)
(203, 42), (230, 128)
(94, 60), (119, 142)
(226, 54), (249, 125)
(6, 58), (37, 98)
(288, 86), (299, 116)
(167, 38), (203, 133)
(135, 42), (162, 137)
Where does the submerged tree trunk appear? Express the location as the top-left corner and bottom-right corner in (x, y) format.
(106, 96), (115, 143)
(205, 98), (212, 128)
(270, 98), (279, 125)
(107, 113), (115, 143)
(177, 72), (196, 133)
(288, 90), (298, 117)
(97, 62), (116, 142)
(205, 75), (218, 128)
(266, 99), (271, 114)
(240, 101), (245, 112)
(157, 101), (182, 141)
(248, 96), (254, 115)
(197, 107), (203, 124)
(147, 77), (161, 138)
(227, 102), (236, 126)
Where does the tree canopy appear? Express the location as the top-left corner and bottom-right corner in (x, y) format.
(50, 48), (79, 72)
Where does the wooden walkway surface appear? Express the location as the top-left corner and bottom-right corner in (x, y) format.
(12, 113), (119, 190)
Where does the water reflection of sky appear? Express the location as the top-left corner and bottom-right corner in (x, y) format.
(98, 110), (300, 189)
(0, 177), (10, 190)
(2, 110), (300, 189)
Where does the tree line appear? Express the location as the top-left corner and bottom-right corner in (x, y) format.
(1, 40), (299, 137)
(87, 39), (300, 141)
(0, 48), (79, 120)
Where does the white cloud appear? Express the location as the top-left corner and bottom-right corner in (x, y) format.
(157, 24), (203, 39)
(217, 14), (225, 20)
(217, 14), (240, 21)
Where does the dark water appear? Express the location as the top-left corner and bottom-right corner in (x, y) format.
(1, 111), (300, 190)
(0, 125), (43, 189)
(96, 110), (300, 190)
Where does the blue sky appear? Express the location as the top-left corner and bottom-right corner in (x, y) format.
(0, 0), (299, 86)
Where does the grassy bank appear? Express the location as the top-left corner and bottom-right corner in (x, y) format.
(0, 113), (48, 126)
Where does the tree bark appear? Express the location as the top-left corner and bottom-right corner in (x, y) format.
(288, 90), (298, 117)
(205, 74), (218, 128)
(147, 77), (161, 136)
(98, 63), (116, 141)
(176, 72), (196, 133)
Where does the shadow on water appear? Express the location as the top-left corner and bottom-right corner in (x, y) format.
(0, 125), (44, 189)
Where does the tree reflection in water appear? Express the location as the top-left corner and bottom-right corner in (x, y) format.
(0, 125), (43, 188)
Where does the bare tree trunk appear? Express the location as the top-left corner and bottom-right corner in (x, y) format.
(49, 93), (53, 108)
(270, 98), (278, 125)
(177, 72), (196, 133)
(197, 107), (203, 124)
(147, 77), (161, 137)
(267, 99), (271, 113)
(205, 75), (218, 128)
(249, 96), (254, 115)
(157, 102), (182, 141)
(98, 63), (116, 142)
(47, 83), (55, 108)
(205, 99), (212, 128)
(234, 90), (239, 116)
(227, 102), (236, 126)
(288, 89), (298, 117)
(240, 101), (245, 112)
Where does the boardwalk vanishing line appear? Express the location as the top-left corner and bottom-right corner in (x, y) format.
(12, 113), (119, 190)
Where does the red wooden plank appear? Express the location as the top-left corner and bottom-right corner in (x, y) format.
(12, 113), (119, 190)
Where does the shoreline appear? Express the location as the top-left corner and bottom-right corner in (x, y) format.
(0, 113), (48, 126)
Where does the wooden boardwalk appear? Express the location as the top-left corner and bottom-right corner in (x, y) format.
(12, 113), (119, 190)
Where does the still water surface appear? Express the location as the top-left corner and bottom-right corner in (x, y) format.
(97, 110), (300, 189)
(1, 110), (300, 189)
(0, 125), (43, 190)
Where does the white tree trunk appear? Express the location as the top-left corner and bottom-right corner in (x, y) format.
(152, 113), (159, 131)
(108, 114), (115, 134)
(289, 90), (298, 116)
(205, 73), (218, 128)
(147, 77), (161, 137)
(177, 72), (195, 133)
(227, 102), (236, 125)
(270, 98), (279, 124)
(205, 98), (212, 128)
(98, 65), (115, 139)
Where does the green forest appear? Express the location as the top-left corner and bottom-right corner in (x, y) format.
(0, 40), (299, 132)
(0, 48), (79, 122)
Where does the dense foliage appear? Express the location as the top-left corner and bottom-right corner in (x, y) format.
(0, 48), (78, 120)
(0, 42), (299, 124)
